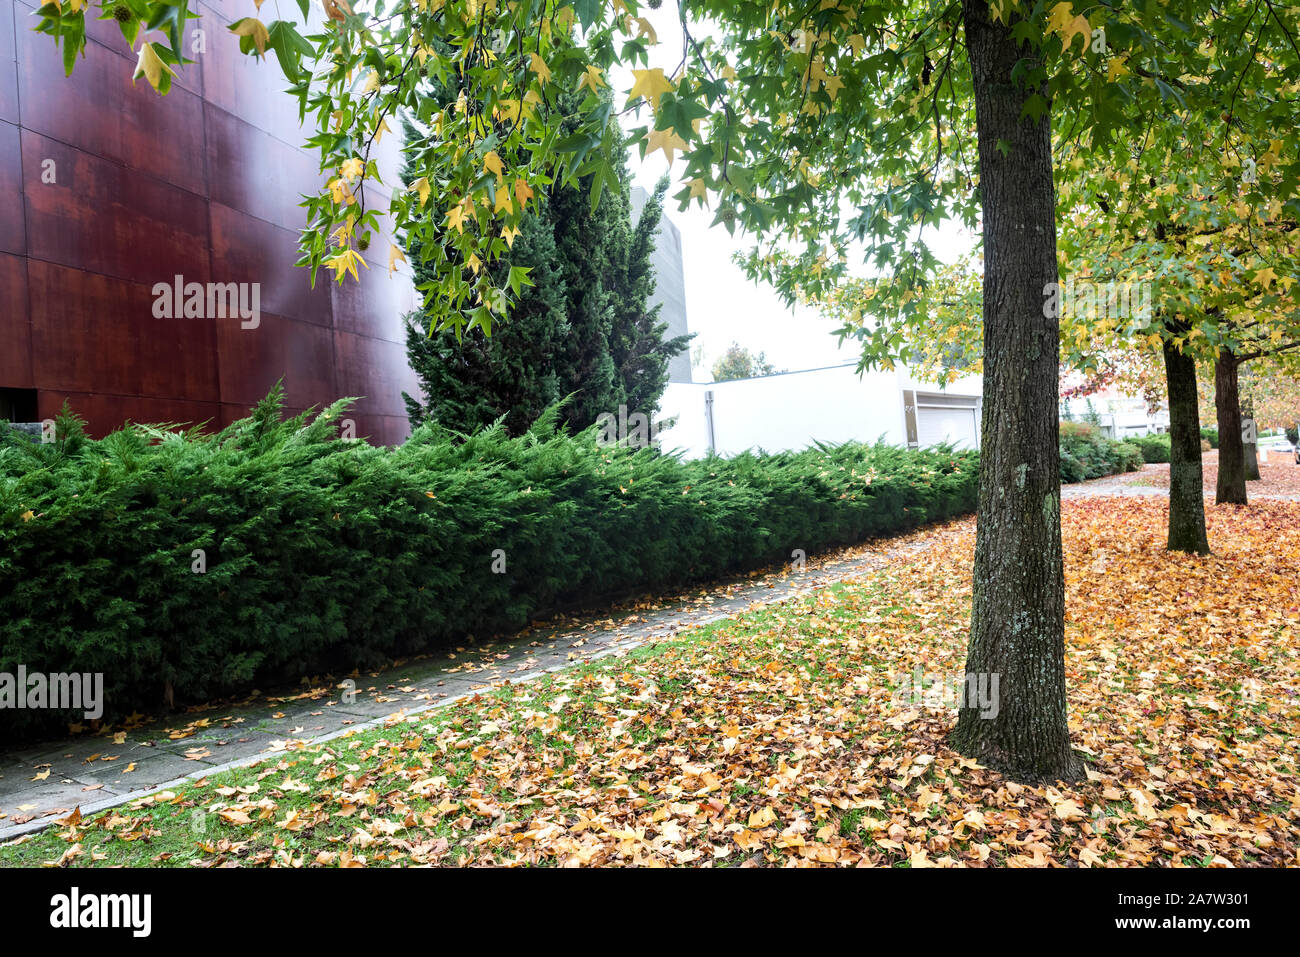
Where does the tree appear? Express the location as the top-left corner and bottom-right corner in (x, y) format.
(710, 342), (780, 382)
(403, 209), (569, 436)
(44, 0), (1300, 782)
(403, 121), (687, 436)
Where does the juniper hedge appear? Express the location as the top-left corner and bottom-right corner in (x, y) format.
(0, 390), (1132, 742)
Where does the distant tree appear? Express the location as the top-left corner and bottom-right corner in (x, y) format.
(710, 342), (781, 382)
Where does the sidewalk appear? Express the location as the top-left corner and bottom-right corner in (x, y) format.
(0, 518), (971, 839)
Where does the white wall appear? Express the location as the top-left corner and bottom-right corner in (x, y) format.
(654, 363), (980, 459)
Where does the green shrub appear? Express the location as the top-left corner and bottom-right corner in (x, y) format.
(0, 393), (1152, 744)
(1123, 432), (1172, 464)
(0, 390), (982, 743)
(1200, 427), (1219, 449)
(1060, 422), (1144, 479)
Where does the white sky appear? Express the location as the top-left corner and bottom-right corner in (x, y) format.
(610, 6), (977, 380)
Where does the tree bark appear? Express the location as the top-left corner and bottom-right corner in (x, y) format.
(1163, 334), (1210, 554)
(1214, 347), (1247, 505)
(949, 0), (1082, 783)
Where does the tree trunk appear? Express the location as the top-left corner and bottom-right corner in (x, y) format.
(1214, 348), (1247, 504)
(949, 0), (1081, 783)
(1163, 334), (1210, 554)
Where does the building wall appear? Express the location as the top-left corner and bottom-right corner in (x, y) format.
(0, 0), (421, 443)
(629, 186), (691, 383)
(656, 363), (982, 459)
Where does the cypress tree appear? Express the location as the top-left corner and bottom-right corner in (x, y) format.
(401, 110), (689, 438)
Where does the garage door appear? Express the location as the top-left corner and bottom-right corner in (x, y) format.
(917, 405), (979, 450)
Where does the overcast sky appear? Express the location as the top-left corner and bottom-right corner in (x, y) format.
(610, 6), (977, 381)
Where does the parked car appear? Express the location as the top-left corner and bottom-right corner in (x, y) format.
(1261, 435), (1300, 463)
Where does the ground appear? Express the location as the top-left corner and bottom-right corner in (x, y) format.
(2, 492), (1296, 867)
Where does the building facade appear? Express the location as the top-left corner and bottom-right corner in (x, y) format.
(1, 0), (421, 443)
(655, 363), (983, 459)
(629, 185), (692, 384)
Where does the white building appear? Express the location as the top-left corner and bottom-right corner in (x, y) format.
(1061, 391), (1168, 438)
(655, 363), (983, 459)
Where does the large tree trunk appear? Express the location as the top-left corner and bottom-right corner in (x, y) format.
(1214, 347), (1247, 504)
(1163, 334), (1210, 554)
(949, 0), (1081, 783)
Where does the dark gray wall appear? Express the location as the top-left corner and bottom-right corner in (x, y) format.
(630, 186), (692, 383)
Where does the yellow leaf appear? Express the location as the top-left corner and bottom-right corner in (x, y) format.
(514, 178), (534, 209)
(747, 806), (777, 828)
(483, 150), (504, 182)
(635, 17), (657, 44)
(231, 18), (271, 58)
(412, 176), (431, 207)
(645, 127), (689, 164)
(446, 199), (472, 234)
(578, 64), (605, 94)
(325, 248), (370, 283)
(627, 68), (675, 111)
(132, 41), (176, 93)
(529, 53), (552, 85)
(387, 243), (406, 275)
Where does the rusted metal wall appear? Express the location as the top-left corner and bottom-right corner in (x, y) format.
(0, 0), (421, 443)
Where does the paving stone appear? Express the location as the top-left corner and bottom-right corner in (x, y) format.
(70, 750), (206, 792)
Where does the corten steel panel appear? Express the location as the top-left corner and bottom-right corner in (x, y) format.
(15, 13), (207, 195)
(0, 250), (32, 387)
(22, 129), (212, 285)
(199, 3), (309, 140)
(8, 2), (418, 443)
(214, 312), (337, 409)
(38, 390), (222, 436)
(330, 264), (418, 343)
(355, 415), (411, 447)
(205, 105), (323, 231)
(332, 330), (422, 419)
(0, 118), (23, 254)
(0, 0), (18, 124)
(42, 1), (206, 98)
(28, 260), (221, 400)
(208, 202), (333, 327)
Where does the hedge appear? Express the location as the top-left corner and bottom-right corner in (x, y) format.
(0, 391), (984, 742)
(0, 393), (1143, 743)
(1201, 427), (1219, 449)
(1123, 432), (1173, 464)
(1059, 422), (1144, 482)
